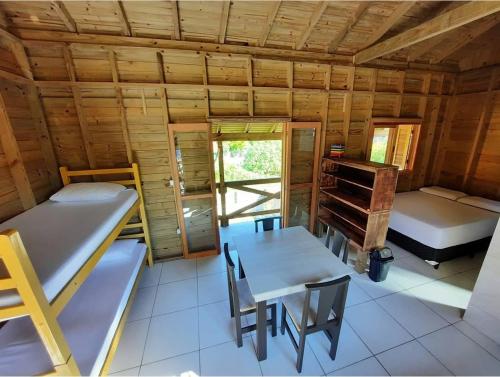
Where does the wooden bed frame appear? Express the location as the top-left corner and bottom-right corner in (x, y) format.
(0, 163), (152, 375)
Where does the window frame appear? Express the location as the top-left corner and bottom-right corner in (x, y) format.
(366, 117), (421, 172)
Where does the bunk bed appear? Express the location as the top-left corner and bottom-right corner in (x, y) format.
(0, 163), (152, 375)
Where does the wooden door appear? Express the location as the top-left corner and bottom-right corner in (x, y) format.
(168, 123), (220, 258)
(281, 122), (321, 232)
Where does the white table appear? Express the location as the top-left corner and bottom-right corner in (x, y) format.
(233, 226), (353, 361)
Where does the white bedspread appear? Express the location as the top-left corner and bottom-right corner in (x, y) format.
(0, 239), (146, 376)
(0, 189), (138, 307)
(389, 191), (499, 249)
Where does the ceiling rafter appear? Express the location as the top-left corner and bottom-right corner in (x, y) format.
(430, 13), (500, 64)
(359, 2), (415, 50)
(218, 1), (231, 44)
(114, 1), (132, 37)
(296, 1), (329, 50)
(51, 1), (77, 33)
(258, 1), (281, 47)
(355, 1), (500, 64)
(406, 33), (447, 62)
(327, 2), (369, 53)
(406, 2), (462, 62)
(171, 0), (181, 40)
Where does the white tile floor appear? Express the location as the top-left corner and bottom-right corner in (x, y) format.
(110, 237), (500, 376)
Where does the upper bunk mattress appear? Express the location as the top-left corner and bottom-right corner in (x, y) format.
(389, 191), (499, 249)
(0, 189), (138, 307)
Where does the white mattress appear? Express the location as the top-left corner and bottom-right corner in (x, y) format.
(0, 239), (146, 376)
(389, 191), (499, 249)
(0, 189), (138, 307)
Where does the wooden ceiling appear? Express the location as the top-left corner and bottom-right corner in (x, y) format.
(1, 1), (499, 70)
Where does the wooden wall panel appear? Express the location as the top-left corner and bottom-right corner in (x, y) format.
(436, 66), (500, 200)
(0, 39), (454, 258)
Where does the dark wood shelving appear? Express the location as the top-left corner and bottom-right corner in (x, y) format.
(319, 203), (366, 233)
(318, 158), (398, 252)
(320, 187), (371, 214)
(324, 172), (374, 191)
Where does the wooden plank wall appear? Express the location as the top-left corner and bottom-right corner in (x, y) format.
(435, 65), (500, 200)
(0, 39), (454, 259)
(0, 43), (59, 222)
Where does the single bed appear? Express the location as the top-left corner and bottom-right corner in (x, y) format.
(388, 191), (499, 267)
(0, 189), (139, 307)
(0, 239), (146, 376)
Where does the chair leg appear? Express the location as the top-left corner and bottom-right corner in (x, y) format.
(271, 304), (277, 337)
(235, 312), (243, 348)
(296, 330), (307, 373)
(280, 303), (286, 335)
(328, 326), (341, 360)
(325, 225), (331, 248)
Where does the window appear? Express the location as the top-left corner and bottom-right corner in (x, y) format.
(367, 120), (421, 171)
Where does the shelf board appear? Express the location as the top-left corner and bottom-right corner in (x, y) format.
(319, 203), (367, 233)
(318, 214), (364, 250)
(320, 188), (371, 214)
(322, 172), (373, 191)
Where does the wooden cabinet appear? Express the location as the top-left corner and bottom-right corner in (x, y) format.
(317, 158), (398, 271)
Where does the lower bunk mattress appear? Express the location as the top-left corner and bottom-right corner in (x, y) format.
(388, 191), (499, 262)
(0, 239), (146, 376)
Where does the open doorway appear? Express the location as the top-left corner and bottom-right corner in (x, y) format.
(212, 122), (283, 247)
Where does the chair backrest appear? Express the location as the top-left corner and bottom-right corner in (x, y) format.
(326, 227), (349, 264)
(255, 216), (282, 232)
(303, 275), (350, 328)
(223, 243), (240, 309)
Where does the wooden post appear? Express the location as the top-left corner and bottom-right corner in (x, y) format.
(0, 92), (36, 209)
(218, 141), (229, 227)
(62, 46), (96, 168)
(109, 50), (133, 164)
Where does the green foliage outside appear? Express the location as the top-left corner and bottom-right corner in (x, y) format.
(214, 140), (282, 182)
(370, 140), (387, 163)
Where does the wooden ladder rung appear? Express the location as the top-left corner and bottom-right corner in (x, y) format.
(0, 277), (16, 290)
(123, 222), (143, 229)
(118, 233), (145, 239)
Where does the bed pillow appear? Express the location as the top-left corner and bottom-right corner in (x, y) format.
(457, 196), (500, 213)
(419, 186), (467, 200)
(50, 182), (126, 202)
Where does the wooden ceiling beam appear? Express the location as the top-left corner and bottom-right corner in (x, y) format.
(18, 29), (354, 64)
(355, 1), (500, 64)
(430, 14), (500, 64)
(259, 1), (281, 47)
(360, 2), (415, 49)
(51, 1), (77, 33)
(406, 34), (447, 62)
(218, 1), (231, 44)
(296, 1), (329, 50)
(114, 1), (132, 37)
(328, 2), (369, 53)
(171, 0), (181, 40)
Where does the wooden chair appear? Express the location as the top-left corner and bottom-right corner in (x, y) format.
(224, 243), (277, 347)
(280, 275), (351, 373)
(254, 216), (282, 232)
(325, 225), (349, 264)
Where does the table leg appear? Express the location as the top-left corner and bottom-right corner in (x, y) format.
(256, 300), (267, 361)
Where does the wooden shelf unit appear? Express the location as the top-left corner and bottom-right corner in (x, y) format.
(318, 158), (398, 252)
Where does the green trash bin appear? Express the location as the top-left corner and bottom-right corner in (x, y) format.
(368, 247), (394, 282)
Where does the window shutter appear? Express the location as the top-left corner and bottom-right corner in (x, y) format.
(392, 125), (413, 170)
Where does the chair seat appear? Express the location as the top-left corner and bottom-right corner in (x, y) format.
(236, 278), (256, 312)
(283, 291), (335, 330)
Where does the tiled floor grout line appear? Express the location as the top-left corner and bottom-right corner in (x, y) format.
(452, 322), (500, 363)
(413, 332), (455, 376)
